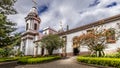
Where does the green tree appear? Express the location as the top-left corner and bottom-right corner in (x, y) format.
(41, 34), (64, 55)
(0, 0), (17, 48)
(0, 0), (17, 14)
(0, 14), (16, 47)
(0, 32), (21, 57)
(10, 33), (21, 47)
(0, 0), (17, 57)
(11, 33), (22, 56)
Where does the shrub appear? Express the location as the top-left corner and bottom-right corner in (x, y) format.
(77, 56), (120, 67)
(0, 47), (13, 57)
(104, 53), (120, 58)
(0, 56), (32, 63)
(18, 56), (61, 64)
(0, 57), (18, 63)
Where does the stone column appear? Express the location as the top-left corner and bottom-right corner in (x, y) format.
(34, 43), (38, 57)
(20, 40), (23, 52)
(25, 39), (29, 55)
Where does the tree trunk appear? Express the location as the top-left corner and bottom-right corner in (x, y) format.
(90, 51), (94, 56)
(48, 49), (53, 55)
(101, 50), (105, 56)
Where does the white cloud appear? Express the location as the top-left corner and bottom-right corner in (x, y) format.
(7, 0), (120, 32)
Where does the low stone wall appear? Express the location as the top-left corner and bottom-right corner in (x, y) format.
(0, 61), (18, 68)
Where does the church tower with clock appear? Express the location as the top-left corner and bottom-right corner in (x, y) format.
(20, 7), (41, 55)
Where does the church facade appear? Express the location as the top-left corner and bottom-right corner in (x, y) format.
(20, 7), (120, 56)
(58, 15), (120, 56)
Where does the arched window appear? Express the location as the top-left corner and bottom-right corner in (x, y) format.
(106, 28), (116, 43)
(26, 23), (28, 30)
(34, 23), (37, 30)
(72, 36), (79, 48)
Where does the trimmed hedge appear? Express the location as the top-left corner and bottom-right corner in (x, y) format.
(18, 56), (61, 64)
(0, 57), (18, 63)
(77, 56), (120, 67)
(0, 56), (32, 63)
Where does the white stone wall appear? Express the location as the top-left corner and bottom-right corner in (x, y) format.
(53, 49), (60, 54)
(37, 46), (41, 55)
(43, 30), (49, 35)
(53, 20), (120, 55)
(100, 20), (120, 53)
(65, 30), (87, 53)
(25, 39), (34, 55)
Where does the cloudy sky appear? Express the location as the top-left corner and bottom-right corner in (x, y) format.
(8, 0), (120, 33)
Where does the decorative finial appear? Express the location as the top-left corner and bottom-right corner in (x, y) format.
(60, 21), (63, 29)
(66, 25), (69, 31)
(32, 0), (37, 7)
(58, 21), (64, 32)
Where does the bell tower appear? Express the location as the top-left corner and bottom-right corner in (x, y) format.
(25, 7), (40, 31)
(20, 6), (41, 55)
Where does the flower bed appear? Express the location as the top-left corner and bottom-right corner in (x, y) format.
(18, 56), (61, 64)
(77, 56), (120, 67)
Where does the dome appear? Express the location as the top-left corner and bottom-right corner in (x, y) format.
(25, 7), (41, 22)
(29, 7), (38, 14)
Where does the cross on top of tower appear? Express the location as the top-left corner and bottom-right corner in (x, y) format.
(58, 21), (64, 32)
(60, 21), (62, 28)
(32, 0), (37, 7)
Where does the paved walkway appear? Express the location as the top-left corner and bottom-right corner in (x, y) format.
(15, 56), (97, 68)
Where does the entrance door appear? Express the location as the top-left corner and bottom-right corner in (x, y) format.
(41, 48), (44, 56)
(73, 48), (79, 55)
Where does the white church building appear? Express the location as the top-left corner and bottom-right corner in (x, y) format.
(20, 6), (120, 56)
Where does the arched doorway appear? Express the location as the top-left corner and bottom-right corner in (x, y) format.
(41, 48), (44, 56)
(73, 47), (79, 55)
(73, 36), (80, 56)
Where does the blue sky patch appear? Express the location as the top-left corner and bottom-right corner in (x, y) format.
(105, 2), (117, 8)
(89, 0), (100, 7)
(39, 30), (43, 33)
(38, 5), (48, 15)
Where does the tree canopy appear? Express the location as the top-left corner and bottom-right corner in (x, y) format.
(41, 34), (64, 55)
(0, 0), (17, 14)
(0, 14), (16, 47)
(0, 0), (17, 47)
